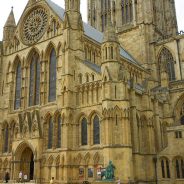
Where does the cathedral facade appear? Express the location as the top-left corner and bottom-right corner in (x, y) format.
(0, 0), (184, 183)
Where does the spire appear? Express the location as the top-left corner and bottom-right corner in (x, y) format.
(4, 7), (16, 28)
(103, 10), (118, 43)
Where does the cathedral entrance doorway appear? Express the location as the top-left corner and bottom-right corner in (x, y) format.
(20, 147), (34, 181)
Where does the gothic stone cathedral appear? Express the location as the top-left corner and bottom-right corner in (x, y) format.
(0, 0), (184, 183)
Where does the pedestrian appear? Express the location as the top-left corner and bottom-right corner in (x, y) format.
(50, 177), (54, 184)
(18, 171), (23, 183)
(117, 177), (121, 184)
(4, 172), (10, 183)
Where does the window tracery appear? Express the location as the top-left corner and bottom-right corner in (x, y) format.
(158, 48), (176, 81)
(93, 115), (100, 144)
(29, 53), (40, 106)
(81, 118), (88, 145)
(48, 117), (53, 149)
(22, 7), (48, 45)
(49, 49), (57, 102)
(121, 0), (133, 25)
(14, 62), (21, 110)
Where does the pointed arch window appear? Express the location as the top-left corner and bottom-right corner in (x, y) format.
(48, 117), (53, 149)
(81, 118), (88, 145)
(175, 158), (184, 178)
(121, 0), (133, 25)
(29, 53), (40, 106)
(3, 126), (9, 153)
(161, 158), (170, 178)
(57, 115), (62, 148)
(49, 49), (57, 102)
(93, 115), (100, 144)
(14, 62), (21, 110)
(158, 48), (176, 81)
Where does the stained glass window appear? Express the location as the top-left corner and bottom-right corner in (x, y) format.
(81, 118), (87, 145)
(93, 115), (100, 144)
(57, 115), (61, 148)
(48, 117), (53, 149)
(29, 53), (40, 106)
(14, 63), (21, 110)
(49, 49), (57, 102)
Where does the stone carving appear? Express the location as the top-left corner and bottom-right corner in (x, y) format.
(104, 161), (116, 180)
(21, 7), (48, 45)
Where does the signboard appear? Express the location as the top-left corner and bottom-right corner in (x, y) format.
(88, 168), (94, 178)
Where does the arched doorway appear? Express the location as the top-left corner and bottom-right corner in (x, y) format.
(20, 147), (34, 180)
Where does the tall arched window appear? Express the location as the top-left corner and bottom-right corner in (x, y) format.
(121, 0), (133, 25)
(29, 53), (40, 106)
(48, 117), (53, 149)
(14, 62), (21, 110)
(161, 158), (170, 178)
(81, 118), (88, 145)
(101, 0), (111, 31)
(57, 115), (62, 148)
(93, 115), (100, 144)
(158, 48), (176, 81)
(3, 126), (9, 153)
(49, 49), (57, 102)
(175, 158), (184, 178)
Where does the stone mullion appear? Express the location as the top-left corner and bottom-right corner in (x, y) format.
(21, 65), (26, 109)
(40, 60), (47, 105)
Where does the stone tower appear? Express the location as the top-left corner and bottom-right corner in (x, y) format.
(3, 7), (16, 47)
(101, 11), (133, 181)
(61, 0), (84, 151)
(88, 0), (178, 71)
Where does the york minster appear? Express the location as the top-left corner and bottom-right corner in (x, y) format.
(0, 0), (184, 183)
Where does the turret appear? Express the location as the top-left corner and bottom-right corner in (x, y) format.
(101, 11), (120, 81)
(3, 7), (16, 43)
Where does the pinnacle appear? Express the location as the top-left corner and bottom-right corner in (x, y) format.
(103, 10), (118, 43)
(4, 7), (16, 28)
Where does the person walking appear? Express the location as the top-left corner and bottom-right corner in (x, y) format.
(50, 177), (54, 184)
(19, 171), (23, 183)
(117, 177), (121, 184)
(4, 172), (10, 183)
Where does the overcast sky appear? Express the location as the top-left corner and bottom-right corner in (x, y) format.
(0, 0), (183, 41)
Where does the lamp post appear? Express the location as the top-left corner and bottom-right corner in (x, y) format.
(153, 156), (158, 184)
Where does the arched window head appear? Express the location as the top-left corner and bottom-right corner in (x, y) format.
(93, 115), (100, 145)
(3, 125), (9, 153)
(49, 49), (57, 102)
(57, 115), (62, 148)
(161, 158), (170, 178)
(121, 0), (133, 25)
(158, 48), (176, 81)
(14, 62), (21, 110)
(29, 53), (40, 106)
(180, 103), (184, 125)
(81, 118), (87, 145)
(175, 158), (184, 178)
(48, 116), (53, 149)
